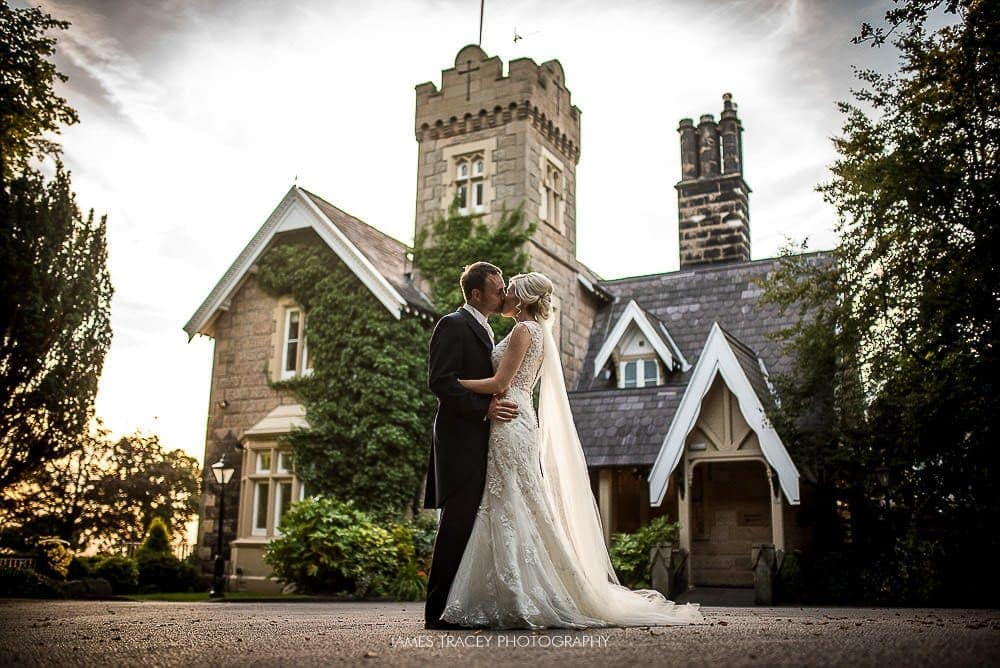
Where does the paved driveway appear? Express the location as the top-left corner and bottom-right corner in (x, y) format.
(1, 599), (998, 666)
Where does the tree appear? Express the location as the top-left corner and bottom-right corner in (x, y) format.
(412, 201), (536, 338)
(759, 0), (999, 604)
(93, 431), (201, 547)
(0, 426), (200, 552)
(0, 2), (111, 496)
(0, 2), (78, 182)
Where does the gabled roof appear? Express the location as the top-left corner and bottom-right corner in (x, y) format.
(648, 322), (800, 506)
(568, 384), (684, 467)
(301, 189), (433, 312)
(591, 300), (691, 378)
(574, 253), (831, 392)
(184, 186), (434, 340)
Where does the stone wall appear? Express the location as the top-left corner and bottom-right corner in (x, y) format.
(195, 272), (298, 568)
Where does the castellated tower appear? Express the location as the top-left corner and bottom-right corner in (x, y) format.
(675, 93), (751, 269)
(414, 45), (601, 386)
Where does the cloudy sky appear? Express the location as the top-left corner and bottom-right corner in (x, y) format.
(26, 0), (899, 474)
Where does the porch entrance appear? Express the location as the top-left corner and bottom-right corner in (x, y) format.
(689, 460), (772, 587)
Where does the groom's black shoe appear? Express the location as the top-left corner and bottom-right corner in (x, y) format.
(424, 619), (467, 630)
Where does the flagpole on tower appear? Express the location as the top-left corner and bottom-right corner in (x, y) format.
(478, 0), (485, 46)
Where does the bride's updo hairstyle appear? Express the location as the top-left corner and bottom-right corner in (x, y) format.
(509, 272), (554, 321)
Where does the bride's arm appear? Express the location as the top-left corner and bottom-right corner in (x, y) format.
(459, 323), (531, 395)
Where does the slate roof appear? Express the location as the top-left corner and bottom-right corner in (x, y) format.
(637, 302), (689, 370)
(568, 384), (685, 467)
(301, 189), (435, 313)
(720, 324), (777, 411)
(570, 252), (830, 467)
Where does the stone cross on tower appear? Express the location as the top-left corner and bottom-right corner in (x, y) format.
(458, 60), (479, 101)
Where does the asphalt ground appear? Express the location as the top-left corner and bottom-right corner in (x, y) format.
(1, 599), (998, 667)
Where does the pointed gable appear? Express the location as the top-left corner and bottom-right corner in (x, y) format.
(184, 186), (433, 340)
(647, 322), (800, 506)
(591, 300), (690, 379)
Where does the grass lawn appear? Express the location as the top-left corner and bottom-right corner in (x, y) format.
(125, 591), (316, 602)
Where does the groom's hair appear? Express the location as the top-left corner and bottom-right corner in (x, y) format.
(460, 262), (502, 301)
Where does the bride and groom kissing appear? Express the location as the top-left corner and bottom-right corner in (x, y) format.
(423, 261), (704, 631)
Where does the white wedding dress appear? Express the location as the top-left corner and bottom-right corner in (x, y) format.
(440, 319), (704, 629)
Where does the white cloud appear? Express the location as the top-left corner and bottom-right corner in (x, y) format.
(36, 0), (891, 478)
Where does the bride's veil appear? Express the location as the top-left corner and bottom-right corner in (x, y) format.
(537, 316), (621, 587)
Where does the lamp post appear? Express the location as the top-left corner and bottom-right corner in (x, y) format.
(209, 454), (235, 599)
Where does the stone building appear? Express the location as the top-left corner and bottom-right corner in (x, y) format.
(185, 45), (821, 596)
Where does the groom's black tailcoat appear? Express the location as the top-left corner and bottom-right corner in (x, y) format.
(423, 307), (494, 624)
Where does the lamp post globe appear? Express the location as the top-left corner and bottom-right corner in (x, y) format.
(209, 454), (235, 599)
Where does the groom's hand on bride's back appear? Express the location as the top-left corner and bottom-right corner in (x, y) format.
(487, 395), (519, 422)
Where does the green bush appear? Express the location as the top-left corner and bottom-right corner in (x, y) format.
(410, 511), (438, 571)
(0, 566), (65, 598)
(264, 496), (410, 597)
(609, 517), (679, 589)
(67, 555), (99, 579)
(136, 517), (172, 557)
(774, 550), (806, 604)
(131, 516), (201, 592)
(36, 539), (73, 580)
(90, 555), (139, 594)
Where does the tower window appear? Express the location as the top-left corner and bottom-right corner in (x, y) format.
(541, 159), (563, 233)
(454, 153), (486, 215)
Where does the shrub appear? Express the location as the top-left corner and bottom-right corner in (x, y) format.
(609, 517), (679, 589)
(67, 555), (99, 579)
(90, 555), (139, 594)
(0, 566), (65, 598)
(36, 538), (73, 580)
(131, 516), (200, 592)
(264, 496), (402, 597)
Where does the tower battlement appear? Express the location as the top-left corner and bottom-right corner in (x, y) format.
(415, 45), (581, 164)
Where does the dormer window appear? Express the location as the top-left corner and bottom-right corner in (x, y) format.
(593, 300), (692, 384)
(620, 358), (660, 388)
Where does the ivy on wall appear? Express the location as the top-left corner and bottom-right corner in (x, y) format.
(255, 241), (435, 520)
(253, 200), (535, 519)
(413, 201), (536, 339)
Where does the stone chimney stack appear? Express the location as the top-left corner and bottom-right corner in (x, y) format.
(675, 93), (751, 269)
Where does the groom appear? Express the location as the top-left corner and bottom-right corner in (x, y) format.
(423, 261), (519, 629)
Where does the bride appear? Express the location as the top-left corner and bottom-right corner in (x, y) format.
(439, 272), (704, 629)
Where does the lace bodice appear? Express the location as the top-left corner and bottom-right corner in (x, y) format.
(491, 320), (545, 395)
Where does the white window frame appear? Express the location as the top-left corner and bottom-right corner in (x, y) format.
(256, 450), (272, 474)
(277, 450), (293, 474)
(619, 357), (660, 389)
(273, 479), (294, 536)
(301, 334), (313, 376)
(280, 306), (313, 379)
(281, 308), (302, 380)
(251, 481), (269, 536)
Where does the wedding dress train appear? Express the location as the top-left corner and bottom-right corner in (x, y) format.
(440, 319), (704, 629)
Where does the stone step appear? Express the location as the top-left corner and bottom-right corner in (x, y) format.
(673, 586), (756, 607)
